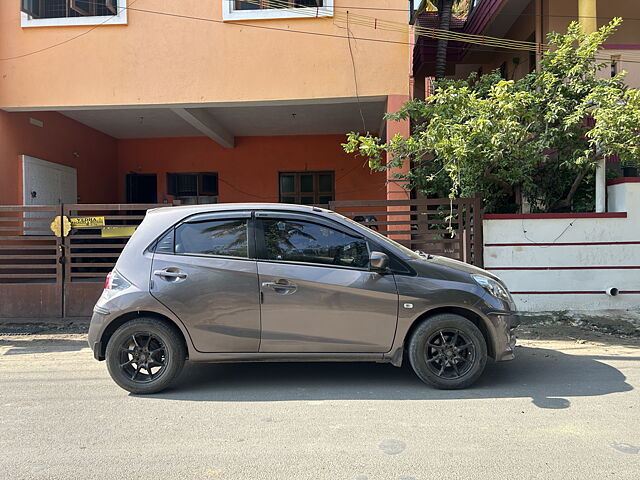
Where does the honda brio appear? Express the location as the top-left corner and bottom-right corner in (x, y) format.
(88, 203), (518, 394)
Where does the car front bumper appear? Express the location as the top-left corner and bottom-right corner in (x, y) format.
(487, 311), (520, 362)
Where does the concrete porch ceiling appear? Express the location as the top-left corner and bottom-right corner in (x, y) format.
(41, 97), (387, 148)
(479, 0), (532, 41)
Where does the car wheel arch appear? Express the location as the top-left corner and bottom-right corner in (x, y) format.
(402, 306), (495, 360)
(97, 310), (191, 361)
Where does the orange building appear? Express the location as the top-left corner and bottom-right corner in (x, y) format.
(1, 1), (412, 208)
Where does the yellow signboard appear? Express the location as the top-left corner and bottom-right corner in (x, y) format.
(70, 216), (105, 228)
(101, 226), (137, 238)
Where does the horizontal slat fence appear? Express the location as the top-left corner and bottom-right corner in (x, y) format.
(328, 198), (483, 266)
(1, 199), (483, 319)
(62, 204), (165, 316)
(0, 205), (62, 317)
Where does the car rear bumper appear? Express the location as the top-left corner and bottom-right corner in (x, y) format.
(88, 310), (109, 361)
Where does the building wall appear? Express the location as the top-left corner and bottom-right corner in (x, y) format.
(116, 135), (387, 204)
(545, 0), (640, 43)
(545, 0), (640, 87)
(481, 0), (536, 79)
(473, 0), (640, 85)
(482, 181), (640, 312)
(0, 110), (119, 205)
(0, 0), (411, 109)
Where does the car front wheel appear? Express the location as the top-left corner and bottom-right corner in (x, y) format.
(408, 314), (487, 389)
(105, 317), (186, 394)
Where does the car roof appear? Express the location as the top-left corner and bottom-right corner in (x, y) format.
(147, 203), (333, 217)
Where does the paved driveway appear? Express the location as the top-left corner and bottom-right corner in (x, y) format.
(1, 329), (639, 479)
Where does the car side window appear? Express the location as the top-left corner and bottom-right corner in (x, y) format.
(174, 219), (248, 258)
(261, 218), (369, 268)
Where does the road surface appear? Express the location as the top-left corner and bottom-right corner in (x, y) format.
(1, 326), (639, 479)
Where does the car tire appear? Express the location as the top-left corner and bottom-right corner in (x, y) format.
(408, 314), (487, 389)
(105, 317), (186, 394)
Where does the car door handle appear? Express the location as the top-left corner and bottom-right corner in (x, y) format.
(153, 269), (188, 279)
(261, 281), (297, 294)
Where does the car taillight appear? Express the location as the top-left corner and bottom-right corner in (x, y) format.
(105, 271), (114, 290)
(104, 270), (130, 291)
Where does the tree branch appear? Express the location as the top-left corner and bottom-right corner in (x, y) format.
(483, 166), (514, 195)
(550, 168), (589, 211)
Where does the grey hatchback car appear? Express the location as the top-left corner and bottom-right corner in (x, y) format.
(88, 203), (518, 394)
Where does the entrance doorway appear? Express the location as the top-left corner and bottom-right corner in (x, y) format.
(22, 155), (77, 206)
(126, 174), (157, 203)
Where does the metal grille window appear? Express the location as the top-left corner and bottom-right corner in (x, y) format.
(167, 173), (219, 205)
(21, 0), (118, 18)
(279, 171), (334, 206)
(234, 0), (323, 10)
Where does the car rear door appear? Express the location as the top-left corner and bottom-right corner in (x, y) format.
(150, 211), (261, 353)
(255, 212), (399, 353)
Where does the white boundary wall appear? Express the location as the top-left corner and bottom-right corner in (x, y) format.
(483, 180), (640, 312)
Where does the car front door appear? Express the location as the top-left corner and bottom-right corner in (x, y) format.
(150, 211), (261, 353)
(255, 212), (398, 353)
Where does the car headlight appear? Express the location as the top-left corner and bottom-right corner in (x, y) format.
(472, 274), (512, 303)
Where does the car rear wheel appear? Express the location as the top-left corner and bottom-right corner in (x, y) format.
(408, 314), (487, 389)
(105, 318), (186, 394)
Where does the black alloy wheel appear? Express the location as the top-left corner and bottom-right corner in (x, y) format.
(106, 318), (186, 394)
(118, 332), (167, 383)
(408, 313), (487, 389)
(424, 328), (476, 380)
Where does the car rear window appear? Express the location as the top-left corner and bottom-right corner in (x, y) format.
(174, 219), (248, 258)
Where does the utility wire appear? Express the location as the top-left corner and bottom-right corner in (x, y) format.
(344, 11), (367, 132)
(1, 0), (140, 61)
(4, 1), (640, 65)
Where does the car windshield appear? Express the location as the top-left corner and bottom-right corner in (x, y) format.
(335, 212), (424, 260)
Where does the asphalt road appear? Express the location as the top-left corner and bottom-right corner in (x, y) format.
(1, 331), (639, 479)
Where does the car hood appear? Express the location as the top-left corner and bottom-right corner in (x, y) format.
(409, 255), (503, 282)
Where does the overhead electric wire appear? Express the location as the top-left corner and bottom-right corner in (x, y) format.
(243, 0), (546, 51)
(233, 0), (640, 21)
(240, 0), (640, 62)
(0, 0), (141, 61)
(4, 1), (640, 65)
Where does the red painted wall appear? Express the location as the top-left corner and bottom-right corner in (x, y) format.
(1, 111), (385, 206)
(0, 110), (118, 204)
(117, 135), (387, 204)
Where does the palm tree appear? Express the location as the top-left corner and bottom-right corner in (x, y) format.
(416, 0), (470, 79)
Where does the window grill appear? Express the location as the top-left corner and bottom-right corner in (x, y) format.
(21, 0), (118, 19)
(234, 0), (323, 10)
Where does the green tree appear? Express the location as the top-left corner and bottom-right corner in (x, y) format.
(344, 19), (640, 213)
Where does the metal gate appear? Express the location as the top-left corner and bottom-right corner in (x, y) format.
(0, 205), (63, 318)
(0, 203), (163, 319)
(328, 198), (484, 267)
(61, 204), (165, 317)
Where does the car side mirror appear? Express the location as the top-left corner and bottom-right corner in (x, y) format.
(369, 251), (389, 272)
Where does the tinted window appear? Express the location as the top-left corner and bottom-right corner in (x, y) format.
(154, 229), (175, 254)
(175, 219), (248, 258)
(261, 219), (369, 268)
